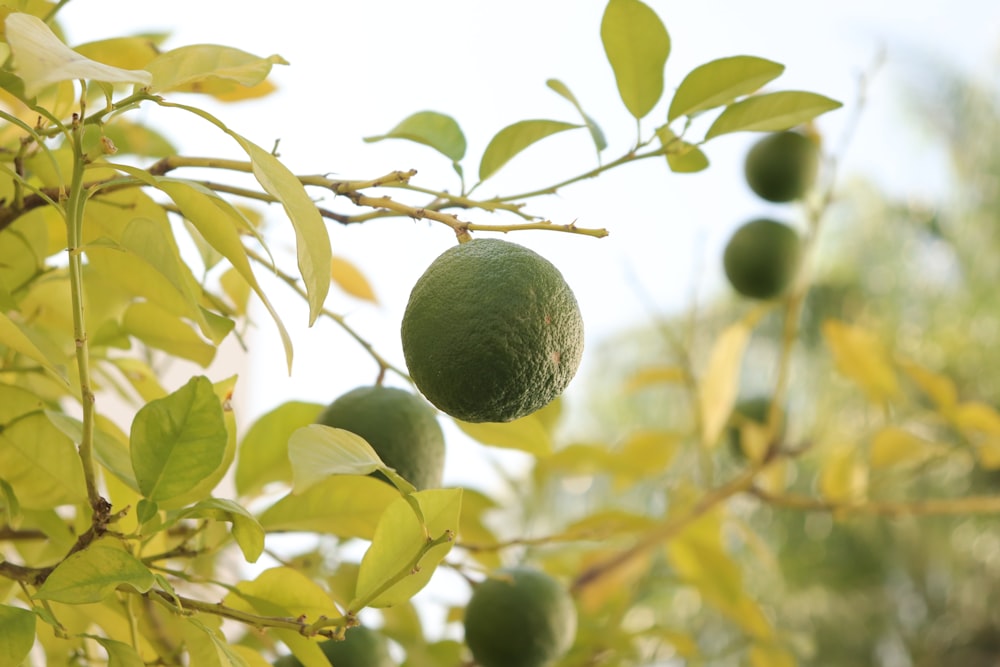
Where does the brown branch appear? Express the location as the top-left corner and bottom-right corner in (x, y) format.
(0, 526), (47, 541)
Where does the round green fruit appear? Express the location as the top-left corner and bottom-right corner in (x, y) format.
(316, 385), (445, 490)
(723, 218), (802, 300)
(401, 238), (584, 424)
(744, 130), (819, 203)
(463, 567), (577, 667)
(273, 626), (395, 667)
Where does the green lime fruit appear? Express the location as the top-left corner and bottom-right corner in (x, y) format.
(401, 238), (584, 423)
(316, 385), (445, 490)
(744, 130), (819, 203)
(273, 626), (395, 667)
(723, 218), (802, 300)
(464, 567), (577, 667)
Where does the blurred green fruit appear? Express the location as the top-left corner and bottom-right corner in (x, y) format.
(744, 130), (819, 203)
(723, 218), (802, 300)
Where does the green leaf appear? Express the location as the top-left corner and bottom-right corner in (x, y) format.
(546, 78), (608, 153)
(0, 478), (20, 526)
(705, 91), (842, 139)
(122, 301), (217, 366)
(0, 309), (69, 388)
(456, 410), (554, 456)
(94, 637), (146, 667)
(351, 488), (462, 609)
(170, 498), (264, 563)
(657, 127), (709, 174)
(478, 119), (581, 182)
(5, 12), (152, 96)
(288, 424), (386, 493)
(600, 0), (670, 119)
(130, 375), (228, 506)
(364, 111), (467, 162)
(34, 539), (154, 603)
(0, 604), (35, 667)
(668, 56), (785, 121)
(235, 400), (323, 497)
(44, 410), (139, 492)
(258, 476), (398, 541)
(146, 44), (287, 94)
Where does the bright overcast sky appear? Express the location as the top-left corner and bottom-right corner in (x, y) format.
(60, 1), (1000, 485)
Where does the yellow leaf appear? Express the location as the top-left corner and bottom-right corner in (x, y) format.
(576, 547), (653, 614)
(624, 365), (686, 393)
(456, 412), (553, 456)
(819, 444), (867, 503)
(331, 255), (378, 303)
(749, 642), (798, 667)
(869, 426), (943, 469)
(953, 403), (1000, 469)
(897, 359), (957, 412)
(755, 459), (790, 495)
(611, 430), (680, 486)
(699, 320), (752, 448)
(822, 319), (899, 402)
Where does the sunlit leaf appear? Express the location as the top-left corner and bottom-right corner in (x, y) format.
(288, 424), (386, 493)
(705, 91), (842, 139)
(699, 320), (752, 448)
(822, 319), (900, 403)
(258, 475), (398, 541)
(0, 309), (70, 387)
(478, 119), (581, 182)
(0, 604), (35, 667)
(456, 410), (553, 456)
(869, 426), (944, 469)
(45, 410), (139, 491)
(611, 430), (680, 485)
(94, 637), (145, 667)
(600, 0), (670, 119)
(364, 110), (466, 163)
(122, 301), (216, 367)
(898, 359), (958, 412)
(953, 402), (1000, 469)
(658, 126), (709, 173)
(130, 375), (228, 506)
(352, 488), (462, 608)
(184, 616), (254, 667)
(819, 444), (868, 503)
(73, 35), (162, 70)
(235, 400), (322, 497)
(624, 365), (687, 393)
(331, 255), (378, 303)
(170, 498), (264, 563)
(536, 442), (611, 478)
(547, 78), (607, 153)
(146, 44), (287, 94)
(576, 546), (653, 613)
(749, 642), (797, 667)
(5, 13), (152, 96)
(35, 539), (154, 603)
(668, 56), (785, 121)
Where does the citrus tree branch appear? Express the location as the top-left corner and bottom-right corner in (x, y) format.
(752, 488), (1000, 517)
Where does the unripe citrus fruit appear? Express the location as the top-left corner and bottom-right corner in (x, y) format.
(723, 218), (802, 300)
(464, 567), (577, 667)
(401, 238), (584, 423)
(273, 626), (395, 667)
(744, 130), (819, 203)
(316, 385), (445, 490)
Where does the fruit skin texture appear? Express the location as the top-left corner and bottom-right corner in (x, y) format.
(463, 567), (578, 667)
(744, 130), (819, 203)
(316, 385), (445, 490)
(272, 626), (395, 667)
(723, 218), (802, 300)
(401, 238), (584, 424)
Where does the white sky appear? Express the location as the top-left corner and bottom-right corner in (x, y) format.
(60, 1), (1000, 487)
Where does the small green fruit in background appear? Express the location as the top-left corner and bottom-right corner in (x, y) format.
(273, 626), (395, 667)
(723, 218), (802, 300)
(401, 238), (584, 424)
(316, 385), (445, 490)
(463, 566), (577, 667)
(744, 130), (819, 203)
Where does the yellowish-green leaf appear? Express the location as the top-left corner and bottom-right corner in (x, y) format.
(5, 13), (152, 96)
(822, 319), (900, 402)
(171, 498), (264, 563)
(235, 400), (322, 497)
(456, 488), (501, 568)
(478, 119), (581, 182)
(547, 78), (607, 153)
(749, 642), (797, 667)
(331, 255), (378, 303)
(667, 510), (742, 606)
(869, 426), (944, 469)
(94, 637), (145, 667)
(107, 357), (167, 402)
(819, 444), (868, 504)
(705, 91), (842, 139)
(73, 36), (162, 70)
(898, 359), (958, 412)
(457, 410), (553, 456)
(601, 0), (670, 119)
(577, 546), (653, 614)
(536, 442), (611, 479)
(364, 110), (466, 163)
(352, 488), (462, 609)
(668, 56), (785, 121)
(130, 375), (228, 506)
(35, 539), (154, 603)
(45, 410), (139, 492)
(258, 476), (398, 541)
(624, 365), (686, 393)
(562, 509), (656, 541)
(146, 44), (287, 94)
(122, 301), (216, 367)
(658, 126), (710, 173)
(0, 310), (69, 387)
(184, 617), (252, 667)
(0, 604), (35, 667)
(611, 430), (680, 484)
(288, 424), (386, 493)
(698, 320), (752, 448)
(953, 402), (1000, 469)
